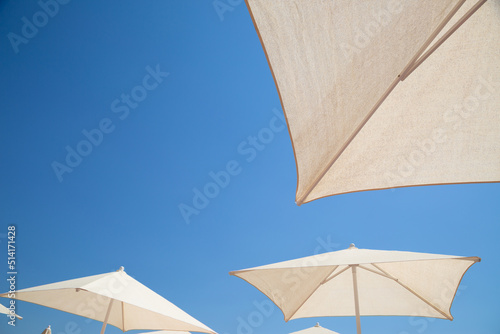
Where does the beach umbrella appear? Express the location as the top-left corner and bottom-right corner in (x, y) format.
(290, 323), (341, 334)
(0, 302), (22, 319)
(230, 244), (480, 334)
(136, 332), (192, 334)
(41, 325), (52, 334)
(0, 267), (216, 334)
(245, 0), (500, 204)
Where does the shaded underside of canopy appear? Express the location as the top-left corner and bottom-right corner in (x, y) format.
(245, 0), (500, 204)
(230, 246), (480, 320)
(0, 302), (16, 316)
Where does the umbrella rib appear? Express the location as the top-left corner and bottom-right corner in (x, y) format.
(371, 264), (452, 320)
(296, 74), (401, 205)
(322, 266), (349, 284)
(399, 0), (466, 80)
(401, 0), (487, 80)
(357, 265), (393, 279)
(286, 266), (339, 321)
(295, 0), (468, 205)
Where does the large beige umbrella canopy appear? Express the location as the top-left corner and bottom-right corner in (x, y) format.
(230, 244), (480, 334)
(0, 267), (216, 334)
(245, 0), (500, 205)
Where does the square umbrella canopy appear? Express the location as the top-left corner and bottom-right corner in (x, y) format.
(245, 0), (500, 204)
(230, 244), (480, 334)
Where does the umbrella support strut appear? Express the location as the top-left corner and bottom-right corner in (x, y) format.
(351, 265), (362, 334)
(100, 299), (114, 334)
(294, 0), (487, 205)
(400, 0), (487, 80)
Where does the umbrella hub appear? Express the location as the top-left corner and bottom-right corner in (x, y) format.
(348, 243), (357, 250)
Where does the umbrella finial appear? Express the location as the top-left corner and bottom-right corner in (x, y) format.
(315, 322), (320, 327)
(349, 243), (357, 249)
(117, 266), (124, 272)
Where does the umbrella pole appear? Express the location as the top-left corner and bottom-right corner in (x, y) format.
(100, 299), (114, 334)
(351, 265), (362, 334)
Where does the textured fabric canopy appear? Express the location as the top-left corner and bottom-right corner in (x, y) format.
(230, 244), (480, 323)
(0, 302), (11, 315)
(245, 0), (500, 204)
(0, 267), (215, 334)
(290, 323), (341, 334)
(0, 302), (21, 319)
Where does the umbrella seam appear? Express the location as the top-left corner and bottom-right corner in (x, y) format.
(296, 75), (401, 205)
(286, 266), (339, 321)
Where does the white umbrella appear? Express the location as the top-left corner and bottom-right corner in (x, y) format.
(290, 323), (341, 334)
(0, 302), (22, 319)
(245, 0), (500, 204)
(0, 267), (216, 334)
(230, 244), (480, 334)
(41, 325), (51, 334)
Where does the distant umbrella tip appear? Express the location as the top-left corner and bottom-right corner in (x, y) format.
(315, 323), (320, 327)
(349, 243), (356, 249)
(118, 266), (124, 272)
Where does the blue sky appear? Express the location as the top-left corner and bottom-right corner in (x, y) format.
(0, 1), (499, 334)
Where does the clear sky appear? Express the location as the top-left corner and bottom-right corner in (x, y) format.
(0, 1), (499, 334)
